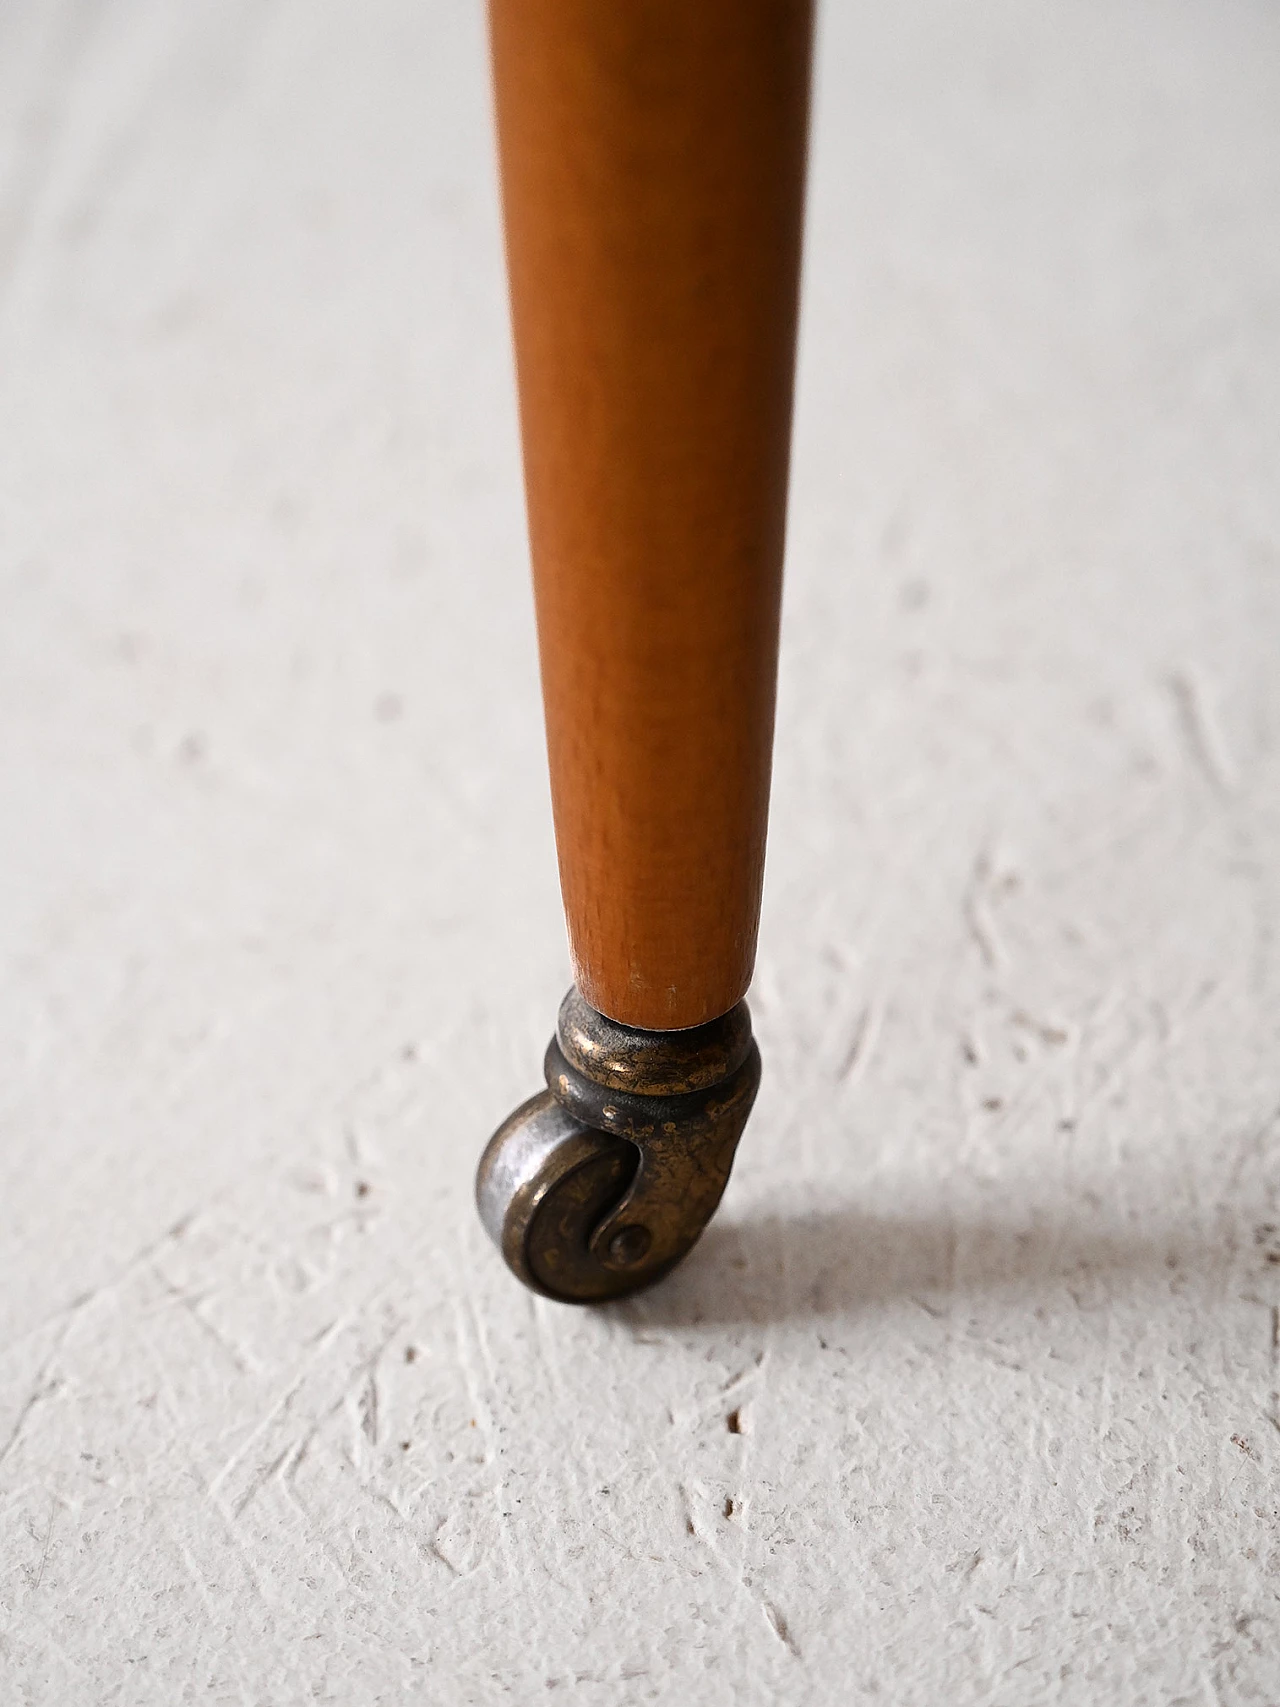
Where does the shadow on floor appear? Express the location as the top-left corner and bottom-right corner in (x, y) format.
(609, 1196), (1246, 1332)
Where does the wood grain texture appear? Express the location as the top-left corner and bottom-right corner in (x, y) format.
(489, 0), (812, 1029)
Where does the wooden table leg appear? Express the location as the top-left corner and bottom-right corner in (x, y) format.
(477, 0), (813, 1302)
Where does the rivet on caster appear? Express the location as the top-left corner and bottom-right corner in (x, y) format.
(476, 988), (760, 1304)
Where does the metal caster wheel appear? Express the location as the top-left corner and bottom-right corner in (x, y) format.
(476, 988), (760, 1303)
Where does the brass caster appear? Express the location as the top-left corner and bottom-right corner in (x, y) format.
(476, 988), (760, 1303)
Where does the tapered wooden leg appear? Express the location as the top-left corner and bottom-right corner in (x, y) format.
(477, 0), (813, 1301)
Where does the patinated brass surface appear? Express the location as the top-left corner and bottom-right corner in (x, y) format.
(476, 991), (760, 1303)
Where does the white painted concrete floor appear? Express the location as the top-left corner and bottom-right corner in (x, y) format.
(3, 1), (1280, 1701)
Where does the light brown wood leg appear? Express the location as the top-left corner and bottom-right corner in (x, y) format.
(478, 0), (812, 1300)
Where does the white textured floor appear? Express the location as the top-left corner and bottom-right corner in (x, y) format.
(3, 1), (1280, 1701)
